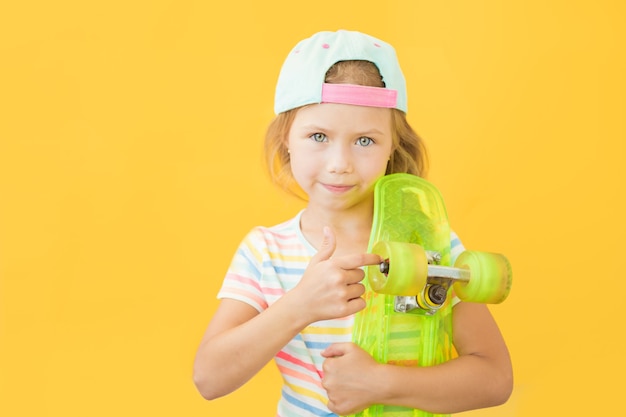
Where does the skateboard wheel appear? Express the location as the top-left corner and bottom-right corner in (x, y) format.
(368, 241), (428, 295)
(453, 251), (512, 304)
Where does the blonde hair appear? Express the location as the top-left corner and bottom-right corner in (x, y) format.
(264, 61), (428, 198)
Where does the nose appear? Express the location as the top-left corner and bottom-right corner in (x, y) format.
(326, 143), (353, 174)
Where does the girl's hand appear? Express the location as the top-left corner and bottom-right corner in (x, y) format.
(291, 227), (381, 323)
(321, 342), (381, 415)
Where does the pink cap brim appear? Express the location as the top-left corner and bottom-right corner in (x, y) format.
(321, 83), (398, 108)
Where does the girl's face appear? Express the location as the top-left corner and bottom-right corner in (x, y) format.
(287, 103), (393, 211)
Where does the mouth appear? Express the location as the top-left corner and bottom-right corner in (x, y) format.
(322, 183), (355, 194)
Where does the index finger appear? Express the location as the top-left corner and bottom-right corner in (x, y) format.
(337, 253), (383, 270)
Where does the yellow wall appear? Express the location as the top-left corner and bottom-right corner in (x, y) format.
(1, 1), (624, 415)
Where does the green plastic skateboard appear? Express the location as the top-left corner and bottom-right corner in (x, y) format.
(349, 173), (512, 417)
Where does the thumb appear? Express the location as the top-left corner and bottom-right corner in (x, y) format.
(321, 342), (348, 358)
(311, 226), (336, 263)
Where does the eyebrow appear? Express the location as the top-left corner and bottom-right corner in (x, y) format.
(297, 124), (387, 136)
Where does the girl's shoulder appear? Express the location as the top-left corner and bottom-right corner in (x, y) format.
(243, 211), (316, 257)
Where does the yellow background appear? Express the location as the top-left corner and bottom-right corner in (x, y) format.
(1, 1), (624, 415)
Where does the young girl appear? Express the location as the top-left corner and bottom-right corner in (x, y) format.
(193, 30), (512, 417)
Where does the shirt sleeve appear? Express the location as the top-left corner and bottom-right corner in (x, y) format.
(450, 229), (465, 264)
(217, 228), (269, 313)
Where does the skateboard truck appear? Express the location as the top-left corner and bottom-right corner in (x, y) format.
(380, 250), (472, 315)
(369, 241), (511, 316)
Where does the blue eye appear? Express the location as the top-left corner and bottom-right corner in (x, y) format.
(356, 137), (374, 146)
(310, 133), (327, 142)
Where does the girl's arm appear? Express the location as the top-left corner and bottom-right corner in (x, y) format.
(193, 228), (382, 400)
(321, 301), (513, 415)
(192, 296), (310, 400)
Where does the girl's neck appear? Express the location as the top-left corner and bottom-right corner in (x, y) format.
(299, 203), (374, 256)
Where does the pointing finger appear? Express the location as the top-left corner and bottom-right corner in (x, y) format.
(337, 253), (383, 270)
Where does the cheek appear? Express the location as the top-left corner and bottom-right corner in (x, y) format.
(362, 153), (391, 178)
(289, 152), (317, 181)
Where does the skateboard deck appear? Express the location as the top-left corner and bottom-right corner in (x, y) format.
(349, 173), (511, 417)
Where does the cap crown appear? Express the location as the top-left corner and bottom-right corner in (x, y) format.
(274, 30), (407, 114)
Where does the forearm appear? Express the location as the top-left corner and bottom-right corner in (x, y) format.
(369, 303), (513, 414)
(193, 295), (310, 400)
(371, 352), (513, 414)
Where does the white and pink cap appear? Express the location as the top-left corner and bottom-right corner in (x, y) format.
(274, 30), (408, 114)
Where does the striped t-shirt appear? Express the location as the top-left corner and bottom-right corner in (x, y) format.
(217, 211), (465, 417)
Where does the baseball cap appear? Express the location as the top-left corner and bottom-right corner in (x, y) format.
(274, 30), (408, 114)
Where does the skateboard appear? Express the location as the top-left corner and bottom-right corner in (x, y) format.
(349, 173), (512, 417)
